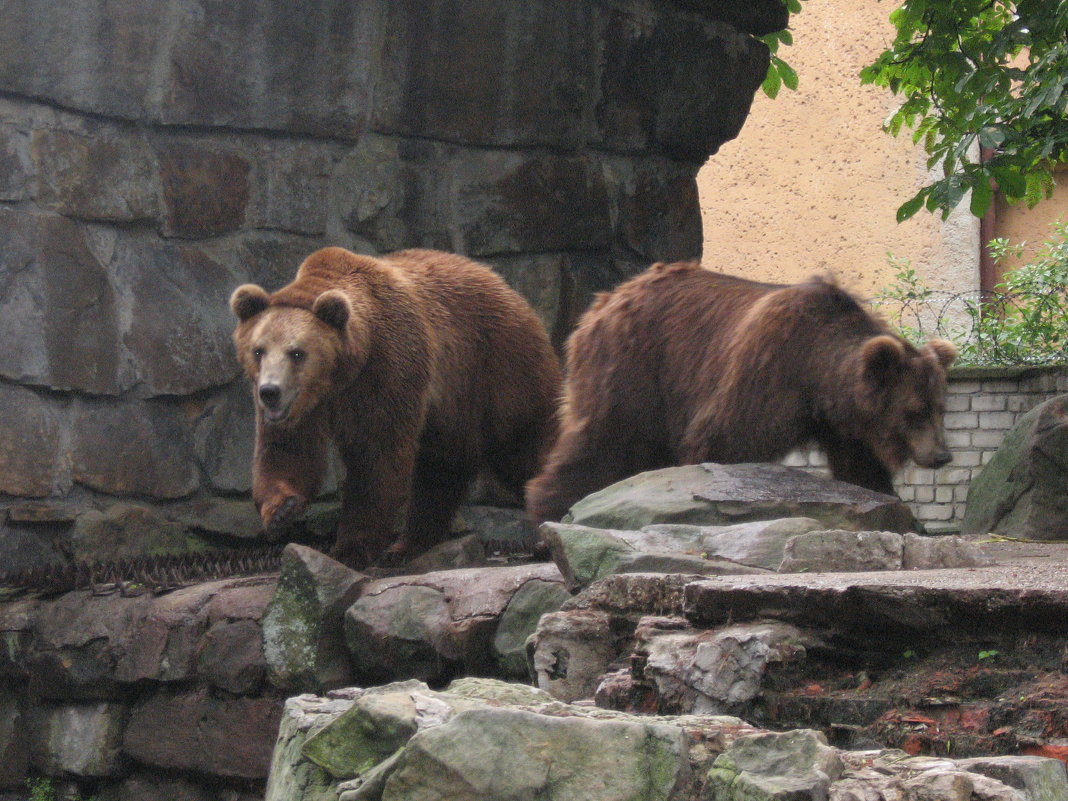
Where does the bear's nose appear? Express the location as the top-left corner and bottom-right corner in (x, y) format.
(259, 383), (282, 408)
(931, 450), (952, 469)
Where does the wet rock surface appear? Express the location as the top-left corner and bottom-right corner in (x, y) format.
(565, 463), (922, 533)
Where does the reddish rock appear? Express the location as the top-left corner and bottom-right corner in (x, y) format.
(123, 687), (283, 780)
(197, 619), (267, 695)
(159, 143), (250, 238)
(70, 398), (199, 499)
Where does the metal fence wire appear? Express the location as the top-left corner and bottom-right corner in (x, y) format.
(871, 283), (1068, 367)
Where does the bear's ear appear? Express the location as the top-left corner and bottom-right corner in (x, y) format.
(312, 289), (351, 332)
(230, 284), (270, 321)
(926, 338), (958, 369)
(861, 335), (906, 386)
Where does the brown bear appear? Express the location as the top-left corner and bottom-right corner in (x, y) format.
(526, 261), (957, 523)
(230, 247), (561, 567)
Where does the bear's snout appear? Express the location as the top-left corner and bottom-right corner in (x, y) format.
(930, 450), (952, 469)
(259, 383), (282, 409)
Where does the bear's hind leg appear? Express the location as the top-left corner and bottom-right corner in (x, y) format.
(393, 458), (476, 560)
(525, 421), (640, 525)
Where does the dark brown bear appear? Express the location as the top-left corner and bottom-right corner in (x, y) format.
(231, 247), (561, 567)
(527, 262), (957, 523)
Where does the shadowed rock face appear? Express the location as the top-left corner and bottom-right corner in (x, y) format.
(963, 394), (1068, 540)
(0, 0), (775, 516)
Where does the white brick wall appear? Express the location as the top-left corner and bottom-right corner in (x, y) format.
(782, 366), (1068, 532)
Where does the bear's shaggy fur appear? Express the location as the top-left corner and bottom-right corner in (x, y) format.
(231, 247), (561, 567)
(526, 261), (957, 523)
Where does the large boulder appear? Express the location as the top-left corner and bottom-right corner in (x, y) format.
(265, 679), (1067, 801)
(541, 521), (769, 591)
(262, 544), (367, 693)
(963, 394), (1068, 540)
(343, 563), (567, 684)
(565, 464), (921, 534)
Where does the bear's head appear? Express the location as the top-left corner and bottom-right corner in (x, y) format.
(230, 284), (362, 428)
(857, 335), (958, 471)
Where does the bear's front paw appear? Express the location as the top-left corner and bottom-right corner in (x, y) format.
(261, 494), (306, 541)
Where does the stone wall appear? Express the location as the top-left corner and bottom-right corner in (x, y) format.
(783, 366), (1068, 531)
(0, 0), (781, 533)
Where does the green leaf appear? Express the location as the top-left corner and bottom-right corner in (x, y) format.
(762, 66), (782, 99)
(779, 61), (799, 91)
(896, 193), (926, 223)
(970, 179), (994, 218)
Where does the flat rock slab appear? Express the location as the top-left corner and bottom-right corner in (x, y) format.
(683, 562), (1068, 636)
(566, 463), (920, 533)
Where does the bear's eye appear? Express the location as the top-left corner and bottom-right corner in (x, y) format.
(252, 347), (265, 360)
(289, 349), (306, 363)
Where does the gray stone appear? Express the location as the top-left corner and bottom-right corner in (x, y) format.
(31, 126), (158, 221)
(70, 398), (199, 499)
(28, 702), (126, 777)
(493, 577), (571, 678)
(265, 679), (775, 801)
(644, 519), (827, 571)
(345, 564), (564, 684)
(300, 682), (487, 781)
(335, 134), (453, 253)
(445, 677), (554, 706)
(637, 620), (809, 715)
(197, 618), (268, 695)
(372, 0), (595, 149)
(779, 530), (905, 573)
(0, 210), (126, 395)
(0, 516), (66, 578)
(0, 383), (64, 497)
(249, 140), (335, 236)
(168, 497), (263, 541)
(485, 254), (567, 346)
(153, 0), (379, 135)
(263, 544), (367, 693)
(113, 236), (242, 396)
(265, 694), (358, 801)
(529, 609), (617, 702)
(963, 394), (1068, 540)
(68, 503), (203, 563)
(957, 756), (1068, 801)
(344, 585), (462, 685)
(0, 687), (27, 787)
(0, 116), (33, 202)
(567, 463), (920, 534)
(404, 534), (486, 574)
(899, 769), (975, 801)
(452, 149), (611, 256)
(542, 521), (768, 591)
(902, 532), (994, 570)
(382, 706), (689, 801)
(705, 728), (843, 801)
(598, 153), (705, 264)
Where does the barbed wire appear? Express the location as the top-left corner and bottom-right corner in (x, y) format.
(871, 284), (1067, 367)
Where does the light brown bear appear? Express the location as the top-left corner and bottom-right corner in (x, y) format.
(231, 247), (561, 567)
(526, 262), (957, 523)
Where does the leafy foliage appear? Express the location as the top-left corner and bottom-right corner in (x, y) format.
(758, 0), (802, 98)
(861, 1), (1068, 221)
(873, 222), (1068, 366)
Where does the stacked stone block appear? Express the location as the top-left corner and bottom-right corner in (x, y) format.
(785, 366), (1068, 530)
(0, 0), (782, 525)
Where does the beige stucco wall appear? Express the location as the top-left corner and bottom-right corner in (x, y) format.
(993, 169), (1068, 278)
(698, 0), (980, 299)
